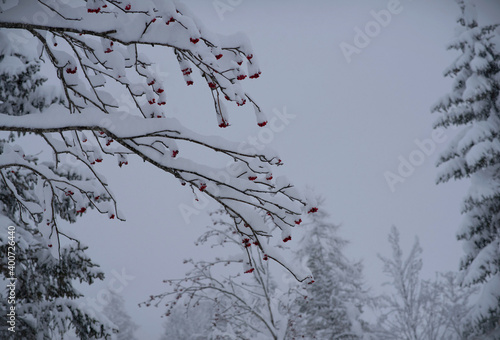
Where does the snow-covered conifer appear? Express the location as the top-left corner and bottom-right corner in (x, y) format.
(102, 290), (139, 340)
(291, 196), (369, 339)
(431, 0), (500, 336)
(0, 33), (111, 339)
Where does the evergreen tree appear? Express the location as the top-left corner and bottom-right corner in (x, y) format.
(291, 196), (369, 340)
(431, 0), (500, 336)
(0, 33), (111, 339)
(102, 291), (138, 340)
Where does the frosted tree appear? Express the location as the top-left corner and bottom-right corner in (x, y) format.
(102, 290), (138, 340)
(145, 209), (308, 340)
(0, 36), (112, 339)
(160, 300), (215, 340)
(0, 0), (315, 316)
(291, 196), (369, 340)
(431, 0), (500, 336)
(375, 226), (475, 340)
(376, 226), (424, 340)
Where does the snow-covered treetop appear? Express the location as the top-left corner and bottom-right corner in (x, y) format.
(431, 0), (500, 183)
(0, 0), (316, 281)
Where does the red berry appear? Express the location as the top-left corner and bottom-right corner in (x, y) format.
(244, 223), (250, 228)
(253, 241), (259, 246)
(95, 196), (100, 200)
(215, 54), (223, 60)
(308, 280), (315, 285)
(225, 95), (231, 101)
(208, 82), (216, 89)
(182, 67), (192, 75)
(199, 184), (207, 191)
(156, 88), (164, 93)
(247, 54), (253, 60)
(104, 48), (113, 53)
(82, 139), (87, 143)
(257, 121), (267, 127)
(151, 18), (156, 23)
(109, 214), (115, 219)
(186, 80), (194, 86)
(237, 99), (246, 106)
(103, 4), (107, 8)
(244, 268), (255, 274)
(218, 122), (229, 128)
(295, 219), (302, 225)
(48, 244), (53, 248)
(283, 236), (291, 243)
(166, 17), (175, 25)
(95, 158), (103, 163)
(77, 207), (86, 214)
(148, 80), (155, 86)
(190, 38), (199, 44)
(66, 67), (77, 74)
(237, 75), (246, 80)
(308, 207), (318, 214)
(172, 150), (179, 158)
(157, 101), (166, 106)
(242, 238), (250, 244)
(54, 43), (58, 46)
(237, 61), (243, 65)
(248, 176), (257, 181)
(148, 99), (155, 105)
(249, 73), (260, 79)
(263, 254), (268, 261)
(266, 175), (273, 180)
(125, 4), (131, 10)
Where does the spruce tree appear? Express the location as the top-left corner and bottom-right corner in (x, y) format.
(292, 197), (368, 339)
(431, 0), (500, 336)
(102, 291), (138, 340)
(0, 33), (112, 339)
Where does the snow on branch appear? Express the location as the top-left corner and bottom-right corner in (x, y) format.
(0, 0), (316, 281)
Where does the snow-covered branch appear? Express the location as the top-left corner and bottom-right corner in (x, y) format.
(0, 0), (318, 280)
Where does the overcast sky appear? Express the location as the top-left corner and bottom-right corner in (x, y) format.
(58, 1), (500, 338)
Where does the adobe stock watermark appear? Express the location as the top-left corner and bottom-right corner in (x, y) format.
(18, 0), (71, 25)
(0, 0), (17, 12)
(340, 0), (411, 63)
(76, 267), (135, 319)
(213, 0), (243, 21)
(384, 128), (447, 193)
(178, 106), (296, 224)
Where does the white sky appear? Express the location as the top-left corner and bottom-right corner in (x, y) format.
(56, 1), (500, 338)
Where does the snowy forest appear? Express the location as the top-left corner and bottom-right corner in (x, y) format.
(0, 0), (499, 339)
